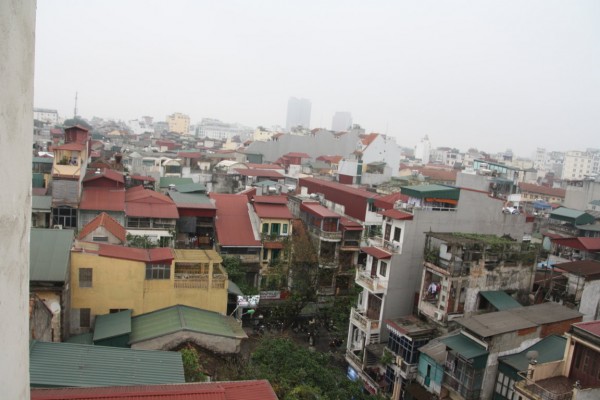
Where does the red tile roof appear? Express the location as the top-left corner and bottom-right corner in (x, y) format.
(129, 174), (156, 182)
(340, 217), (363, 231)
(31, 380), (278, 400)
(316, 155), (343, 164)
(245, 163), (283, 170)
(362, 246), (392, 260)
(551, 237), (600, 251)
(360, 133), (378, 147)
(380, 209), (414, 220)
(253, 203), (293, 219)
(79, 212), (127, 243)
(414, 167), (458, 182)
(52, 142), (86, 151)
(235, 169), (285, 179)
(80, 188), (126, 211)
(299, 177), (381, 200)
(125, 187), (179, 218)
(573, 320), (600, 338)
(300, 202), (340, 218)
(83, 169), (125, 185)
(518, 182), (566, 199)
(374, 192), (410, 210)
(283, 152), (310, 158)
(97, 243), (174, 263)
(209, 194), (261, 247)
(253, 195), (288, 205)
(177, 152), (203, 158)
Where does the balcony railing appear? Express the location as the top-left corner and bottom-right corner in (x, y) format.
(307, 225), (342, 241)
(515, 372), (573, 400)
(355, 269), (387, 293)
(351, 307), (380, 332)
(174, 273), (208, 289)
(443, 373), (481, 400)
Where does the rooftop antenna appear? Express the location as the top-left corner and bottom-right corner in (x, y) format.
(74, 91), (78, 118)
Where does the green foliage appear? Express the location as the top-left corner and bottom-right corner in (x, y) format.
(244, 338), (369, 400)
(180, 345), (206, 382)
(222, 255), (259, 295)
(126, 234), (157, 248)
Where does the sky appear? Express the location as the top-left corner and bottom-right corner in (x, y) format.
(35, 0), (600, 157)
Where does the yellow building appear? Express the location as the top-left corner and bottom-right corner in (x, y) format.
(69, 241), (227, 335)
(166, 112), (190, 135)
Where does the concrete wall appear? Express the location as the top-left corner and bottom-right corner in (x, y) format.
(579, 280), (600, 322)
(131, 331), (242, 354)
(29, 295), (53, 342)
(0, 0), (35, 396)
(564, 180), (600, 211)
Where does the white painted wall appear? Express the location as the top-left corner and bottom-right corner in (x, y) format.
(0, 0), (36, 397)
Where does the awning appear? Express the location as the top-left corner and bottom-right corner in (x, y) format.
(227, 280), (243, 296)
(361, 246), (392, 260)
(440, 334), (488, 360)
(479, 291), (523, 311)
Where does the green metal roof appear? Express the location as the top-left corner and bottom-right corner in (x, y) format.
(440, 333), (488, 360)
(159, 177), (193, 188)
(32, 195), (52, 211)
(175, 182), (206, 193)
(577, 224), (600, 232)
(401, 184), (460, 200)
(65, 333), (93, 345)
(590, 200), (600, 206)
(550, 207), (595, 225)
(500, 335), (567, 372)
(129, 305), (246, 344)
(33, 157), (54, 164)
(168, 191), (214, 206)
(29, 341), (185, 388)
(93, 310), (132, 342)
(479, 291), (523, 311)
(32, 173), (45, 188)
(30, 228), (74, 282)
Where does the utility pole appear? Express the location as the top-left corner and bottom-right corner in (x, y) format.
(74, 91), (78, 118)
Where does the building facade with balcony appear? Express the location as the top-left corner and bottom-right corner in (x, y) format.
(345, 184), (534, 396)
(69, 243), (227, 336)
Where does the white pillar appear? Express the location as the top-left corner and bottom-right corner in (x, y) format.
(0, 0), (36, 397)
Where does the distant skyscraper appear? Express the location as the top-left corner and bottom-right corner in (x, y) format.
(285, 97), (311, 130)
(331, 112), (352, 132)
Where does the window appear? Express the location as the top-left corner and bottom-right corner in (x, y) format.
(282, 224), (288, 234)
(79, 268), (92, 288)
(110, 308), (128, 314)
(92, 236), (109, 242)
(145, 263), (170, 280)
(393, 228), (401, 242)
(380, 261), (388, 277)
(262, 223), (269, 234)
(270, 223), (280, 235)
(80, 308), (91, 328)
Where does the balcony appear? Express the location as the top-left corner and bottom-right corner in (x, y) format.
(355, 269), (387, 293)
(52, 163), (82, 178)
(306, 224), (342, 242)
(515, 371), (573, 400)
(350, 307), (381, 335)
(443, 372), (481, 400)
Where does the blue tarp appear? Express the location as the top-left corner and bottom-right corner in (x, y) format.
(533, 200), (552, 210)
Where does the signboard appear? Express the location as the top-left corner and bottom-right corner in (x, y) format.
(237, 295), (260, 307)
(260, 290), (281, 300)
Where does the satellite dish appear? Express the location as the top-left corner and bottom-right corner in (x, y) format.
(49, 301), (61, 314)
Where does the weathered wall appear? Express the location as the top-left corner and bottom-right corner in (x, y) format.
(579, 280), (600, 322)
(29, 295), (53, 342)
(131, 331), (242, 354)
(0, 0), (35, 396)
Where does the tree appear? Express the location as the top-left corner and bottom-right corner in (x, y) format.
(179, 345), (206, 382)
(244, 338), (370, 400)
(126, 233), (157, 249)
(222, 255), (258, 295)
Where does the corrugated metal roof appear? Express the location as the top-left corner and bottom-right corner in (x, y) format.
(554, 260), (600, 278)
(30, 228), (74, 282)
(65, 333), (94, 345)
(440, 333), (488, 360)
(159, 177), (194, 188)
(98, 244), (174, 263)
(401, 184), (460, 200)
(93, 310), (132, 342)
(550, 207), (595, 225)
(551, 237), (600, 252)
(253, 203), (293, 219)
(33, 157), (54, 164)
(32, 195), (52, 211)
(500, 335), (567, 371)
(168, 191), (215, 208)
(31, 380), (279, 400)
(361, 246), (392, 260)
(210, 193), (261, 247)
(235, 169), (285, 178)
(300, 202), (340, 218)
(175, 182), (206, 193)
(479, 291), (523, 311)
(29, 341), (185, 388)
(83, 169), (125, 185)
(125, 187), (179, 218)
(79, 188), (126, 211)
(129, 305), (247, 344)
(380, 209), (414, 220)
(573, 320), (600, 338)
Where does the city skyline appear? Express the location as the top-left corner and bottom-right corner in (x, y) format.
(34, 1), (600, 157)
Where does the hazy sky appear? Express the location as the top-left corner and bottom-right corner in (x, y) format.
(35, 1), (600, 157)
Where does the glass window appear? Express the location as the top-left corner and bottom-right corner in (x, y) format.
(393, 228), (401, 242)
(380, 261), (388, 277)
(271, 223), (280, 235)
(262, 223), (269, 234)
(145, 263), (170, 279)
(282, 224), (288, 234)
(79, 268), (92, 288)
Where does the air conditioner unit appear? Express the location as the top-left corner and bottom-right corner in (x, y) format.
(53, 225), (63, 230)
(433, 311), (444, 321)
